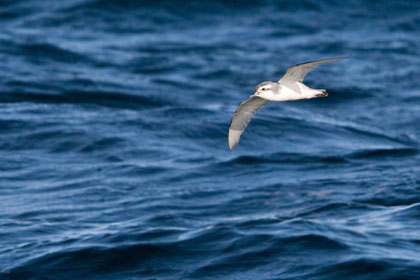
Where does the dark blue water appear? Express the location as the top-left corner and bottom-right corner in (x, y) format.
(1, 0), (420, 279)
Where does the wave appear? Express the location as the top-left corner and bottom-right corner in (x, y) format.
(349, 147), (419, 159)
(3, 231), (349, 279)
(0, 38), (89, 64)
(222, 152), (348, 166)
(315, 258), (420, 279)
(0, 90), (170, 109)
(217, 146), (418, 167)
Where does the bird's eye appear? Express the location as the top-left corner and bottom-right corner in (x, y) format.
(261, 88), (267, 91)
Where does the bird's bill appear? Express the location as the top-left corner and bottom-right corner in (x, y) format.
(250, 92), (259, 97)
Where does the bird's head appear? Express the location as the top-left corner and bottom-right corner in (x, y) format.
(252, 81), (279, 99)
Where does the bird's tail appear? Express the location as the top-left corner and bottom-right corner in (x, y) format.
(315, 89), (328, 97)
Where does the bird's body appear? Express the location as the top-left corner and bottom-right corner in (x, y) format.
(256, 81), (326, 102)
(228, 57), (346, 150)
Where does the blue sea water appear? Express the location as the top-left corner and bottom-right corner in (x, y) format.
(1, 0), (420, 279)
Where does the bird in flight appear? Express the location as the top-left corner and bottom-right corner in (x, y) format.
(228, 57), (346, 150)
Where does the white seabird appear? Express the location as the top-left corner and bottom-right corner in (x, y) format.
(228, 57), (346, 150)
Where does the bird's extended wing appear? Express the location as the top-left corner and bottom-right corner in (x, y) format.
(278, 57), (346, 84)
(229, 96), (269, 150)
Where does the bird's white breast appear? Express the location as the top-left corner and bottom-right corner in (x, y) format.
(267, 83), (301, 101)
(268, 82), (318, 101)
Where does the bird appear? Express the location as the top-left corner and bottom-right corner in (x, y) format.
(228, 57), (346, 150)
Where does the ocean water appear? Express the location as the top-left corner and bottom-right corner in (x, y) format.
(1, 0), (420, 279)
